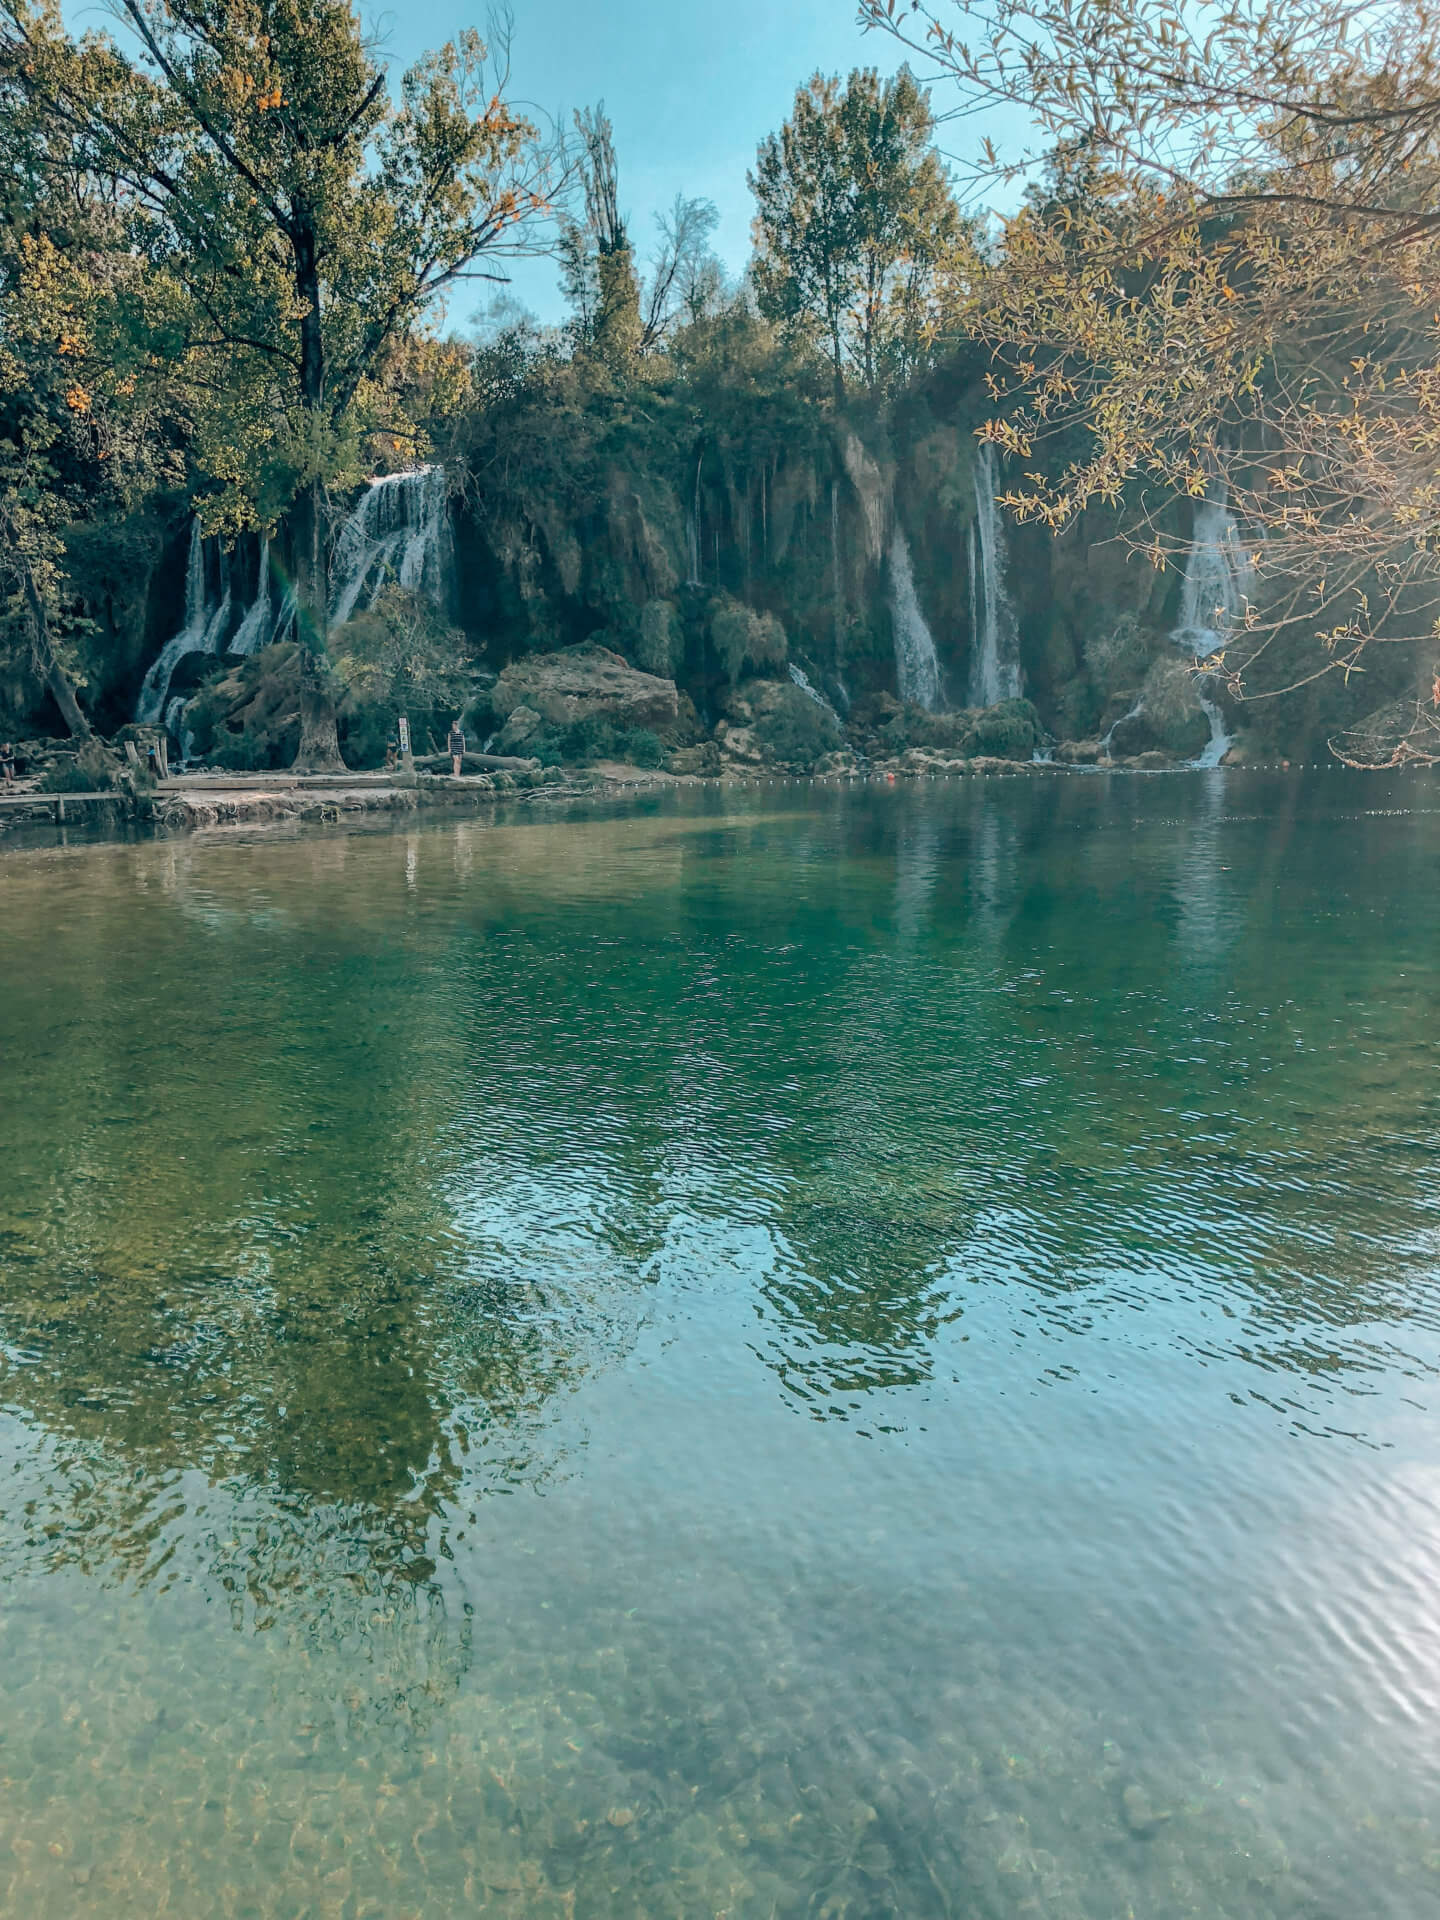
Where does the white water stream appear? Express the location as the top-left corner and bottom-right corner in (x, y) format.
(968, 443), (1022, 708)
(888, 527), (943, 711)
(137, 470), (452, 733)
(1172, 486), (1250, 768)
(135, 524), (232, 723)
(788, 662), (842, 725)
(229, 539), (272, 656)
(330, 467), (451, 628)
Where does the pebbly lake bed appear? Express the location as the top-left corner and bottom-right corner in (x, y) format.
(1, 769), (1439, 1918)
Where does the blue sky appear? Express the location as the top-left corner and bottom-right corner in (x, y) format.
(371, 1), (936, 325)
(70, 0), (1027, 327)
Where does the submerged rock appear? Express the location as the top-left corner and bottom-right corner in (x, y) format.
(1121, 1782), (1171, 1837)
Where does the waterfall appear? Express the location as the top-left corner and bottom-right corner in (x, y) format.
(839, 431), (888, 566)
(838, 429), (940, 709)
(1172, 485), (1249, 766)
(888, 526), (943, 711)
(136, 522), (227, 723)
(230, 538), (272, 655)
(788, 662), (842, 726)
(1192, 688), (1233, 769)
(968, 442), (1022, 707)
(686, 455), (703, 586)
(1099, 698), (1144, 757)
(1173, 486), (1249, 654)
(329, 466), (451, 628)
(138, 473), (449, 734)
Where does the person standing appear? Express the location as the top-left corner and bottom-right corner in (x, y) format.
(0, 741), (16, 784)
(448, 716), (465, 777)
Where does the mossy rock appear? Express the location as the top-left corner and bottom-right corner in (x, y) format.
(184, 642), (302, 769)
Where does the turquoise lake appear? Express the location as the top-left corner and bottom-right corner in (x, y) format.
(1, 771), (1439, 1917)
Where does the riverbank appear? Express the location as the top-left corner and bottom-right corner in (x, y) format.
(0, 744), (1343, 846)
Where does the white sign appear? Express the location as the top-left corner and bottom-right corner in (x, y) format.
(397, 716), (411, 756)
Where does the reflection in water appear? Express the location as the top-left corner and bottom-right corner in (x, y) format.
(2, 775), (1440, 1917)
(1174, 767), (1245, 976)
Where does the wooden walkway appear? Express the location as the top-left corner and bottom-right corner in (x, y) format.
(0, 789), (126, 823)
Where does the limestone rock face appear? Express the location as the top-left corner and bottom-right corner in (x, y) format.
(491, 644), (680, 735)
(493, 704), (542, 753)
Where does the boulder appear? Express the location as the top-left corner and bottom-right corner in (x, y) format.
(1056, 739), (1102, 765)
(667, 742), (722, 776)
(493, 704), (542, 753)
(491, 644), (680, 736)
(716, 676), (841, 771)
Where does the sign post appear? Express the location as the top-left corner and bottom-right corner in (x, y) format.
(397, 715), (414, 776)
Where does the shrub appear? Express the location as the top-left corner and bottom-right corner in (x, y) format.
(38, 740), (118, 791)
(624, 727), (666, 768)
(710, 598), (787, 683)
(751, 682), (840, 770)
(518, 717), (668, 768)
(963, 697), (1042, 759)
(1084, 612), (1153, 694)
(184, 643), (300, 768)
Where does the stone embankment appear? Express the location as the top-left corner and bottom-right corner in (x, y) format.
(146, 766), (574, 831)
(0, 764), (587, 839)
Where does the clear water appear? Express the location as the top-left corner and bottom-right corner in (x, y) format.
(2, 774), (1439, 1919)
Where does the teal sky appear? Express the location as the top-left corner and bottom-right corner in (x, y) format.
(372, 1), (939, 325)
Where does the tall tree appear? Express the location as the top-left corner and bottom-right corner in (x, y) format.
(2, 0), (556, 765)
(749, 67), (969, 397)
(0, 44), (175, 736)
(558, 105), (721, 361)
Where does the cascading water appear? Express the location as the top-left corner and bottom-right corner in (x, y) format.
(686, 455), (703, 587)
(840, 432), (888, 567)
(1099, 698), (1144, 758)
(788, 662), (842, 726)
(330, 467), (451, 628)
(837, 429), (941, 711)
(1172, 485), (1250, 768)
(229, 538), (272, 656)
(138, 469), (450, 735)
(968, 442), (1022, 708)
(136, 522), (231, 723)
(888, 526), (943, 712)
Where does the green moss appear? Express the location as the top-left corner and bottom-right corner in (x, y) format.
(633, 600), (683, 677)
(963, 697), (1043, 759)
(710, 598), (788, 683)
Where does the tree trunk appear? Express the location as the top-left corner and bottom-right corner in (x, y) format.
(292, 650), (345, 772)
(288, 477), (327, 647)
(287, 222), (340, 772)
(23, 569), (90, 738)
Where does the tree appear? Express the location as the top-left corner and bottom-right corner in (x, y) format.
(863, 0), (1440, 760)
(749, 67), (970, 397)
(559, 104), (721, 360)
(639, 195), (723, 348)
(1, 0), (556, 765)
(0, 43), (176, 736)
